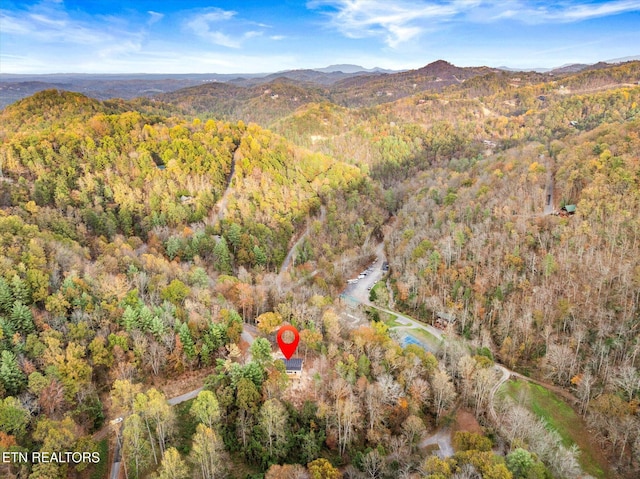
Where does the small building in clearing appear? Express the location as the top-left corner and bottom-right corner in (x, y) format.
(282, 358), (304, 377)
(434, 312), (456, 329)
(559, 204), (576, 217)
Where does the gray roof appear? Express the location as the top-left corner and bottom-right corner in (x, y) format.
(282, 358), (303, 371)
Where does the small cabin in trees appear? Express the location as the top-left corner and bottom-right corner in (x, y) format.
(282, 358), (304, 377)
(434, 312), (456, 329)
(559, 204), (576, 217)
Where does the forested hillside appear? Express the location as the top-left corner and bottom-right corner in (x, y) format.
(156, 60), (503, 124)
(0, 61), (638, 479)
(270, 61), (640, 477)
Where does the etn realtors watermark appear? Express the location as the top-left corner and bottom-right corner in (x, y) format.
(2, 451), (101, 464)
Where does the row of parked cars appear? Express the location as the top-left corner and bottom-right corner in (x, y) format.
(347, 260), (389, 284)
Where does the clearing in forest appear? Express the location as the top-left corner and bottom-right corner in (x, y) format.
(498, 380), (614, 479)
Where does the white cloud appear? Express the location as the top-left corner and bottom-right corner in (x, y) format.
(184, 8), (275, 48)
(309, 0), (458, 46)
(534, 0), (640, 22)
(0, 12), (32, 34)
(148, 11), (164, 25)
(0, 1), (145, 45)
(479, 0), (640, 23)
(0, 1), (157, 72)
(308, 0), (640, 46)
(244, 31), (263, 39)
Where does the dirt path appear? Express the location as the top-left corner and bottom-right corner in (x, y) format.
(544, 165), (555, 215)
(279, 206), (326, 278)
(208, 146), (239, 225)
(488, 365), (511, 422)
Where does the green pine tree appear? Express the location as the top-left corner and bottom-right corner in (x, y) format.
(0, 350), (27, 395)
(213, 237), (232, 274)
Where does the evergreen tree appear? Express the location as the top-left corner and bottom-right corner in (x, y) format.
(10, 275), (30, 305)
(0, 350), (26, 395)
(178, 322), (196, 360)
(139, 306), (155, 332)
(0, 277), (14, 313)
(11, 301), (35, 334)
(122, 305), (139, 331)
(253, 245), (267, 267)
(213, 237), (232, 274)
(226, 223), (242, 253)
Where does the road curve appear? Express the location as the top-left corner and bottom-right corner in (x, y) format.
(419, 428), (454, 458)
(167, 387), (204, 406)
(488, 365), (511, 422)
(279, 206), (326, 277)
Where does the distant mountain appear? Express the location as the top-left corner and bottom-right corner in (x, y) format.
(548, 63), (592, 75)
(413, 59), (491, 79)
(329, 59), (498, 107)
(606, 55), (640, 63)
(157, 77), (330, 124)
(313, 64), (396, 74)
(498, 55), (640, 74)
(0, 74), (235, 109)
(0, 72), (269, 109)
(227, 69), (367, 87)
(0, 81), (70, 109)
(158, 59), (501, 118)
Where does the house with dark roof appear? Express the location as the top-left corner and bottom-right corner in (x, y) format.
(282, 358), (304, 377)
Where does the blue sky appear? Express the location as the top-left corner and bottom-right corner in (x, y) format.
(1, 0), (639, 73)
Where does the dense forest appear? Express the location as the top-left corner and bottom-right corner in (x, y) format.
(0, 61), (638, 479)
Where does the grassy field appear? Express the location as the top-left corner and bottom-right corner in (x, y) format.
(382, 313), (401, 327)
(499, 380), (612, 479)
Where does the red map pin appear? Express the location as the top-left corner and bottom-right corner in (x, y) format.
(276, 325), (300, 360)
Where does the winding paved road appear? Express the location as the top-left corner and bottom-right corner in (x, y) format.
(340, 245), (529, 458)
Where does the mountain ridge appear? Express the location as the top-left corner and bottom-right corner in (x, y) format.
(0, 57), (640, 108)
